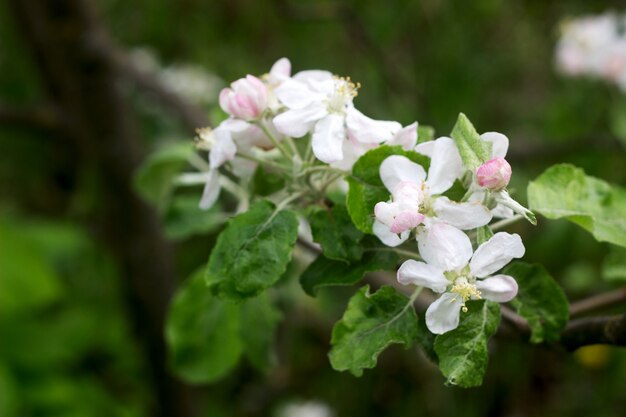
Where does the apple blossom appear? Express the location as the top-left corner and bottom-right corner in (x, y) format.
(476, 157), (512, 191)
(373, 137), (491, 246)
(397, 223), (525, 334)
(219, 75), (268, 120)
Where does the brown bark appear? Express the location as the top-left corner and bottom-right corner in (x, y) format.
(8, 1), (197, 415)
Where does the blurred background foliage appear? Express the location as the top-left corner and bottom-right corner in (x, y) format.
(1, 0), (626, 416)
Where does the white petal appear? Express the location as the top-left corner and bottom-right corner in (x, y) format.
(414, 140), (435, 157)
(270, 57), (291, 79)
(432, 197), (492, 230)
(209, 128), (237, 169)
(274, 79), (318, 109)
(416, 222), (473, 271)
(312, 114), (346, 163)
(469, 233), (525, 278)
(199, 169), (220, 209)
(273, 104), (327, 138)
(345, 108), (402, 144)
(379, 155), (426, 192)
(373, 220), (409, 247)
(491, 204), (515, 219)
(374, 201), (397, 225)
(481, 132), (509, 158)
(425, 292), (463, 334)
(397, 260), (448, 292)
(329, 135), (373, 171)
(387, 122), (418, 150)
(476, 274), (518, 302)
(426, 137), (464, 195)
(292, 70), (333, 83)
(218, 118), (250, 133)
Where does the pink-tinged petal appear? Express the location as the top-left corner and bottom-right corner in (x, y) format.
(270, 57), (291, 79)
(397, 260), (448, 292)
(432, 197), (492, 230)
(199, 170), (220, 210)
(476, 274), (518, 302)
(273, 104), (327, 138)
(373, 220), (410, 247)
(425, 292), (463, 334)
(345, 108), (402, 144)
(481, 132), (509, 158)
(469, 233), (525, 278)
(379, 155), (426, 192)
(312, 114), (346, 163)
(389, 211), (424, 234)
(209, 128), (237, 169)
(374, 201), (396, 225)
(417, 222), (473, 271)
(387, 122), (418, 150)
(219, 88), (233, 115)
(426, 137), (464, 194)
(274, 79), (319, 109)
(476, 157), (512, 191)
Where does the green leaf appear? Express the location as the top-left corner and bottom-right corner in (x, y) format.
(416, 315), (438, 363)
(610, 96), (626, 148)
(528, 163), (626, 248)
(475, 225), (494, 246)
(239, 292), (282, 372)
(163, 195), (226, 240)
(133, 142), (194, 207)
(347, 146), (429, 233)
(434, 300), (500, 388)
(602, 246), (626, 283)
(310, 204), (365, 262)
(417, 125), (435, 144)
(505, 262), (569, 343)
(450, 113), (490, 171)
(206, 200), (299, 299)
(251, 165), (286, 197)
(329, 285), (418, 376)
(166, 269), (243, 383)
(300, 248), (399, 296)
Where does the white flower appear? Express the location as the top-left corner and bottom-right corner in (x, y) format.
(272, 72), (407, 164)
(397, 223), (525, 334)
(373, 137), (492, 247)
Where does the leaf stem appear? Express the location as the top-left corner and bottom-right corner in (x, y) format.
(490, 215), (523, 231)
(258, 121), (293, 160)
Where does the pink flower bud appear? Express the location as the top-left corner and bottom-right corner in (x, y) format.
(219, 75), (268, 120)
(476, 157), (512, 191)
(389, 212), (425, 234)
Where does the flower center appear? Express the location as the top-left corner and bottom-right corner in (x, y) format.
(326, 76), (360, 113)
(449, 276), (482, 313)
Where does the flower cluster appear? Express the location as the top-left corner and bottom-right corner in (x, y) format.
(556, 12), (626, 91)
(188, 58), (534, 335)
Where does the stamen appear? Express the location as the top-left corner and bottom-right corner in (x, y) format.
(450, 279), (482, 313)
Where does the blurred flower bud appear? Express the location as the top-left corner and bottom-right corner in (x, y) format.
(219, 75), (268, 120)
(476, 157), (512, 191)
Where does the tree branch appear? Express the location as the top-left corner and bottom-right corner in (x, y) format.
(560, 314), (626, 351)
(0, 102), (63, 131)
(569, 286), (626, 318)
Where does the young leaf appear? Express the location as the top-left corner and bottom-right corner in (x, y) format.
(310, 204), (365, 263)
(166, 269), (243, 384)
(206, 200), (299, 299)
(239, 292), (282, 372)
(417, 125), (435, 144)
(347, 146), (429, 233)
(528, 163), (626, 248)
(505, 262), (569, 343)
(434, 300), (500, 388)
(450, 113), (490, 171)
(133, 142), (194, 207)
(329, 285), (418, 376)
(300, 250), (398, 296)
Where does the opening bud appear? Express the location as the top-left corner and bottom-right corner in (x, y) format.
(476, 157), (512, 191)
(219, 75), (268, 120)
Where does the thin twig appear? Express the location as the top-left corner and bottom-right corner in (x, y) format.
(569, 287), (626, 317)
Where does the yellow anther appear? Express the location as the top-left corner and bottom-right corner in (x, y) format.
(450, 279), (481, 313)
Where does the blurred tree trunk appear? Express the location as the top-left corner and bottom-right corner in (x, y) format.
(8, 1), (197, 416)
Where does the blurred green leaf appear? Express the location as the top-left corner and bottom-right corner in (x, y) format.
(602, 246), (626, 283)
(347, 146), (429, 233)
(163, 195), (225, 240)
(528, 163), (626, 248)
(416, 316), (438, 363)
(239, 292), (282, 372)
(300, 249), (398, 296)
(310, 204), (364, 263)
(251, 165), (285, 197)
(329, 285), (418, 377)
(417, 125), (435, 144)
(166, 269), (243, 384)
(206, 200), (298, 299)
(133, 142), (194, 207)
(610, 96), (626, 148)
(434, 300), (500, 388)
(506, 262), (569, 343)
(450, 113), (490, 171)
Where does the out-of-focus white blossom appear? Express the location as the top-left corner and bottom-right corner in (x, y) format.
(277, 400), (335, 417)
